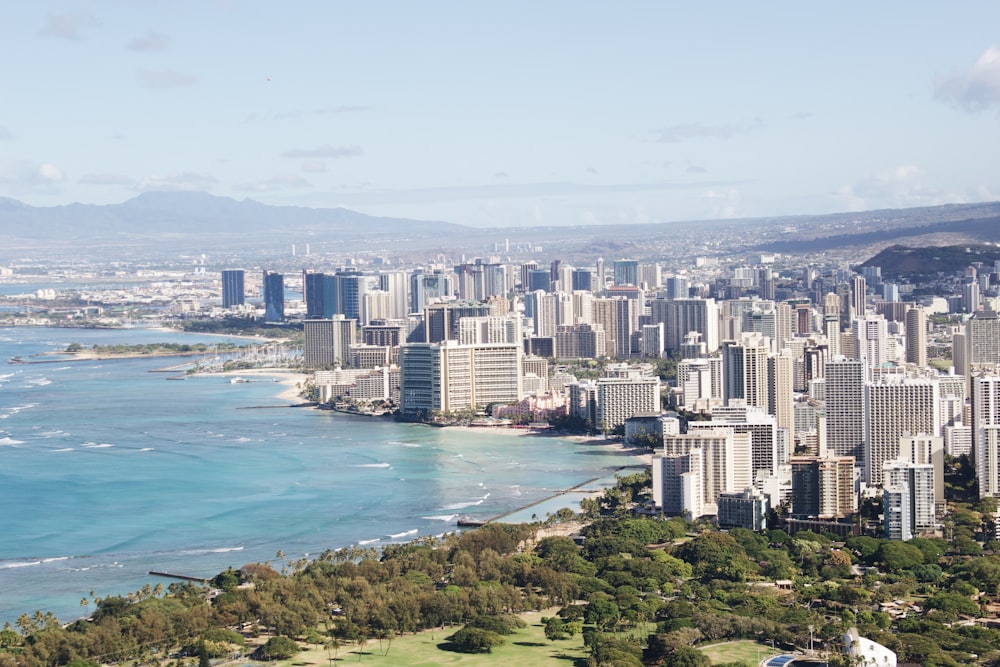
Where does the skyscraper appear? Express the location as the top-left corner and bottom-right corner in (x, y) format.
(865, 376), (939, 486)
(263, 271), (284, 323)
(904, 307), (927, 367)
(824, 357), (866, 471)
(221, 269), (245, 308)
(613, 259), (639, 286)
(972, 375), (1000, 499)
(303, 317), (357, 368)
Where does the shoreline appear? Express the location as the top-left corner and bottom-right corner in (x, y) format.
(213, 368), (310, 403)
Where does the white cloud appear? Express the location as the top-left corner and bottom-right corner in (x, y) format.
(935, 46), (1000, 112)
(127, 31), (169, 52)
(137, 69), (198, 89)
(234, 174), (311, 192)
(0, 160), (67, 192)
(280, 144), (363, 158)
(38, 13), (99, 40)
(836, 164), (947, 210)
(38, 164), (65, 182)
(138, 172), (217, 192)
(0, 127), (13, 140)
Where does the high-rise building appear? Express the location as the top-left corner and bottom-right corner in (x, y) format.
(652, 449), (705, 520)
(824, 357), (867, 470)
(650, 297), (719, 353)
(770, 348), (796, 445)
(665, 275), (690, 300)
(692, 403), (779, 481)
(571, 268), (594, 292)
(554, 323), (606, 360)
(883, 482), (913, 541)
(904, 307), (927, 367)
(850, 275), (867, 320)
(973, 375), (1000, 499)
(303, 316), (357, 368)
(222, 269), (245, 308)
(410, 270), (455, 313)
(717, 487), (769, 531)
(424, 301), (492, 343)
(596, 375), (661, 431)
(263, 270), (284, 322)
(303, 271), (325, 318)
(865, 376), (939, 486)
(660, 428), (751, 514)
(967, 310), (1000, 370)
(613, 259), (639, 286)
(790, 454), (856, 519)
(897, 433), (945, 512)
(378, 270), (411, 319)
(399, 341), (522, 415)
(883, 459), (936, 540)
(641, 323), (665, 358)
(852, 314), (888, 378)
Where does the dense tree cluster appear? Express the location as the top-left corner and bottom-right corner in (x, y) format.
(6, 474), (1000, 667)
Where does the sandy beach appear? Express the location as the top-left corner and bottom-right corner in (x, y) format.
(442, 424), (654, 465)
(217, 368), (311, 403)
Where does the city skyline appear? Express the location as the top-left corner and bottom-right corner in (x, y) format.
(3, 2), (1000, 227)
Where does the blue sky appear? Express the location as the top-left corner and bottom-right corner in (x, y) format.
(2, 2), (1000, 227)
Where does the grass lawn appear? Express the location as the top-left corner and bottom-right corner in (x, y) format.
(698, 639), (779, 665)
(276, 611), (590, 667)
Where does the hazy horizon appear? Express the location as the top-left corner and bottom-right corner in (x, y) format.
(3, 3), (1000, 228)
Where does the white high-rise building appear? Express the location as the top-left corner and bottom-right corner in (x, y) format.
(660, 428), (751, 513)
(596, 376), (661, 431)
(973, 375), (1000, 498)
(399, 341), (522, 415)
(853, 314), (888, 379)
(884, 459), (936, 536)
(897, 434), (945, 513)
(967, 311), (1000, 370)
(824, 357), (867, 470)
(650, 297), (719, 353)
(652, 449), (705, 520)
(690, 404), (774, 481)
(865, 376), (940, 486)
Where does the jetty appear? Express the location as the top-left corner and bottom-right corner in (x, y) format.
(148, 570), (210, 583)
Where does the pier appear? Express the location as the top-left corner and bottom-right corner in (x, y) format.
(148, 570), (210, 583)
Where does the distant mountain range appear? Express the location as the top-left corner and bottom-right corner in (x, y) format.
(0, 192), (463, 245)
(4, 193), (1000, 261)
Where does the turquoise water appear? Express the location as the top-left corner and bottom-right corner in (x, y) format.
(0, 326), (635, 624)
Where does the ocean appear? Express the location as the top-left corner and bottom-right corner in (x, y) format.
(0, 326), (637, 625)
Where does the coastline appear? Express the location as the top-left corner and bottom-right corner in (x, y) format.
(215, 368), (310, 403)
(441, 424), (654, 465)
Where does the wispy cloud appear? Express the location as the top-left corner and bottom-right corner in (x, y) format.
(301, 160), (327, 173)
(281, 144), (363, 159)
(79, 173), (136, 186)
(652, 118), (763, 143)
(38, 13), (99, 40)
(935, 45), (1000, 112)
(234, 174), (311, 192)
(836, 164), (946, 210)
(137, 69), (197, 89)
(0, 127), (13, 141)
(245, 106), (371, 123)
(0, 160), (66, 187)
(138, 172), (217, 192)
(127, 30), (169, 52)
